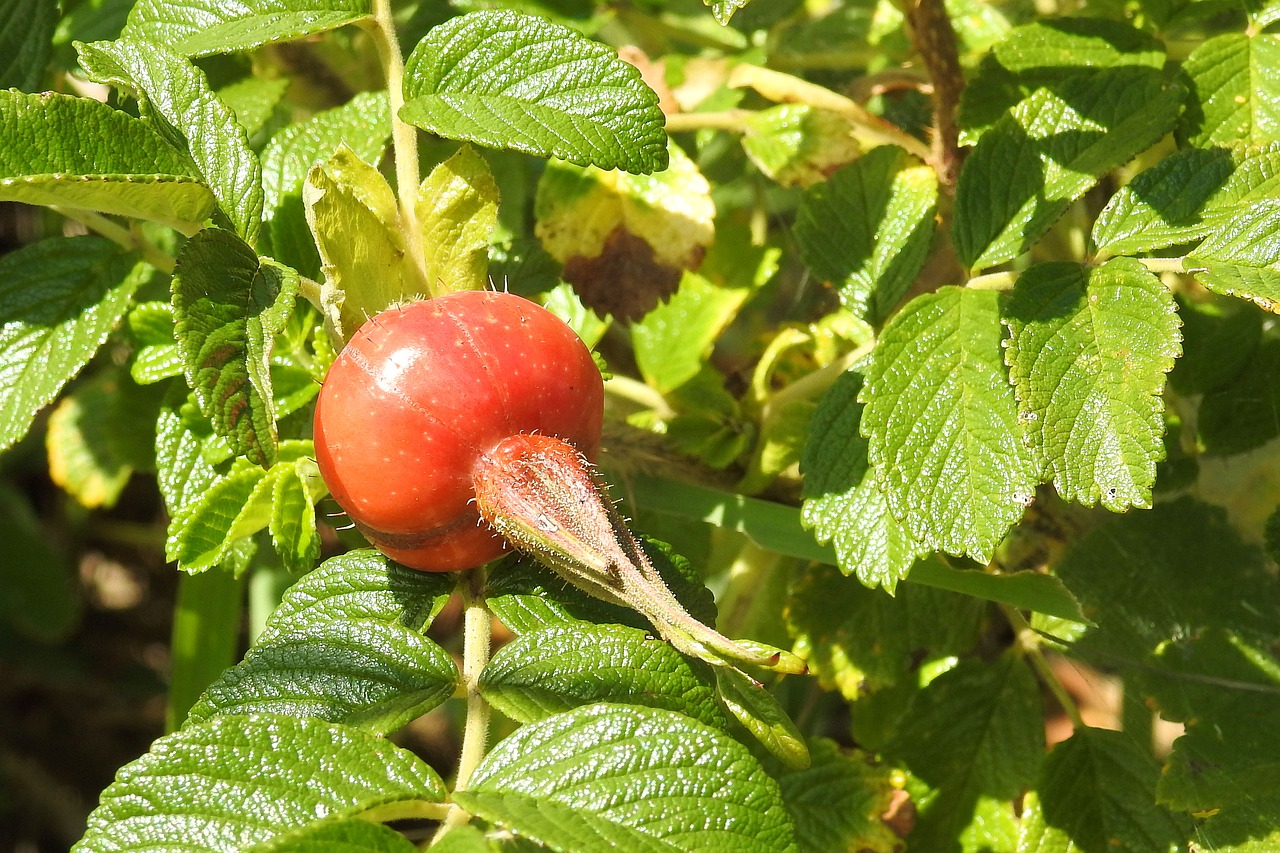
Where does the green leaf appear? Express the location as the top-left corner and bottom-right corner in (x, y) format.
(305, 145), (418, 342)
(1193, 794), (1280, 853)
(889, 654), (1044, 850)
(128, 300), (184, 384)
(712, 666), (809, 770)
(260, 91), (390, 280)
(795, 146), (938, 324)
(958, 18), (1166, 142)
(167, 568), (244, 730)
(170, 442), (317, 570)
(1054, 497), (1280, 665)
(156, 386), (232, 547)
(269, 458), (323, 572)
(625, 471), (1086, 620)
(1003, 258), (1181, 511)
(801, 369), (924, 592)
(954, 67), (1183, 270)
(1178, 33), (1280, 147)
(535, 142), (713, 320)
(1187, 199), (1280, 311)
(0, 0), (57, 90)
(248, 818), (419, 853)
(480, 622), (727, 729)
(218, 75), (290, 138)
(75, 713), (446, 852)
(0, 89), (214, 230)
(863, 286), (1037, 561)
(1149, 630), (1280, 813)
(0, 236), (147, 452)
(1196, 337), (1280, 455)
(487, 538), (717, 635)
(0, 483), (79, 643)
(123, 0), (373, 57)
(417, 144), (500, 293)
(740, 105), (862, 189)
(786, 561), (986, 699)
(456, 704), (797, 853)
(1016, 728), (1189, 853)
(632, 272), (749, 393)
(172, 227), (298, 467)
(77, 37), (263, 243)
(401, 10), (668, 174)
(774, 738), (901, 853)
(1091, 145), (1280, 255)
(187, 550), (457, 733)
(47, 368), (159, 509)
(428, 826), (495, 853)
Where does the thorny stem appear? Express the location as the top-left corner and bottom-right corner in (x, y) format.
(435, 567), (492, 839)
(904, 0), (966, 190)
(1004, 605), (1087, 731)
(53, 207), (176, 274)
(367, 0), (435, 297)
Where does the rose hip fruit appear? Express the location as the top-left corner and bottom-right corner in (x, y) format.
(313, 291), (604, 571)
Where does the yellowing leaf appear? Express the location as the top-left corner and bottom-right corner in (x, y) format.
(741, 105), (862, 188)
(535, 141), (714, 319)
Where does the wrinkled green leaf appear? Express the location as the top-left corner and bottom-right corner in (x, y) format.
(801, 369), (924, 592)
(740, 105), (862, 189)
(0, 0), (57, 90)
(795, 146), (937, 324)
(480, 622), (727, 729)
(456, 704), (797, 853)
(632, 272), (748, 393)
(78, 37), (263, 243)
(1091, 145), (1280, 255)
(786, 561), (986, 699)
(218, 75), (290, 139)
(0, 236), (147, 452)
(75, 713), (446, 853)
(959, 18), (1166, 142)
(863, 286), (1037, 561)
(1178, 33), (1280, 147)
(1197, 337), (1280, 455)
(172, 227), (298, 466)
(775, 738), (900, 853)
(1187, 200), (1280, 311)
(187, 550), (456, 733)
(128, 300), (184, 384)
(0, 483), (79, 643)
(47, 369), (159, 509)
(0, 89), (214, 230)
(1016, 727), (1189, 853)
(248, 818), (419, 853)
(123, 0), (373, 57)
(261, 91), (391, 280)
(1004, 258), (1181, 511)
(889, 654), (1044, 850)
(402, 11), (667, 174)
(954, 67), (1183, 270)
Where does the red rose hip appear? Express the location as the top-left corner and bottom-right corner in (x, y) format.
(313, 291), (604, 571)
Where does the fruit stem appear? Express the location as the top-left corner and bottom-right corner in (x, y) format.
(435, 566), (492, 838)
(473, 434), (806, 675)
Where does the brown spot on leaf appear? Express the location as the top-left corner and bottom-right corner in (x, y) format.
(562, 226), (701, 321)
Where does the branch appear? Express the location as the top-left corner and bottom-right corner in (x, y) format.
(905, 0), (966, 190)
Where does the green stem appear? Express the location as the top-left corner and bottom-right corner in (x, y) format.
(664, 110), (755, 134)
(1004, 605), (1086, 731)
(435, 567), (492, 839)
(966, 271), (1018, 291)
(53, 207), (176, 273)
(605, 374), (674, 418)
(167, 570), (244, 732)
(367, 0), (433, 296)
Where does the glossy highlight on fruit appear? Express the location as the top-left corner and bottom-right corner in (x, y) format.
(313, 290), (604, 571)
